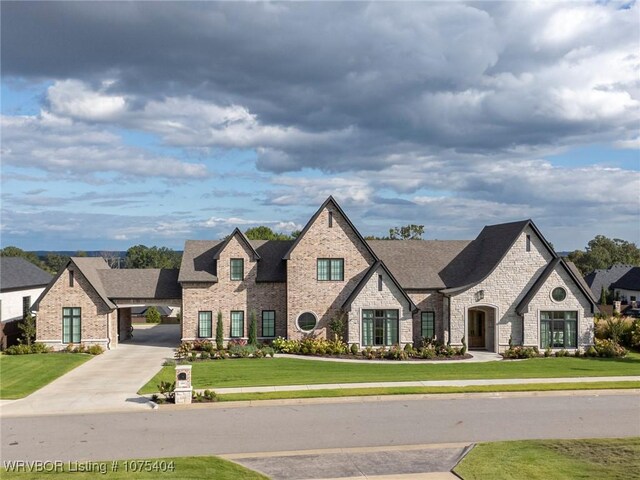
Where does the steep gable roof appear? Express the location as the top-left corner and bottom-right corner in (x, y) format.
(283, 196), (378, 261)
(179, 239), (292, 283)
(0, 257), (52, 291)
(342, 260), (417, 310)
(440, 220), (556, 294)
(213, 228), (261, 261)
(516, 258), (597, 315)
(367, 240), (471, 289)
(609, 266), (640, 292)
(33, 257), (115, 310)
(584, 264), (634, 298)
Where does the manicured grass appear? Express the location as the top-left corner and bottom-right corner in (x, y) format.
(454, 438), (640, 479)
(1, 456), (267, 479)
(0, 353), (92, 399)
(215, 381), (640, 402)
(139, 351), (640, 394)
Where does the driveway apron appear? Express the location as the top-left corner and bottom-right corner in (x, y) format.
(0, 324), (178, 417)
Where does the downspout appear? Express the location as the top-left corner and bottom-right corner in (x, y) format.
(106, 311), (112, 350)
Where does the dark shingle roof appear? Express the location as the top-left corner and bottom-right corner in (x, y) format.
(440, 220), (556, 293)
(98, 269), (181, 299)
(610, 267), (640, 292)
(71, 257), (116, 309)
(179, 239), (293, 283)
(584, 264), (635, 297)
(131, 306), (173, 316)
(367, 240), (470, 289)
(0, 257), (52, 291)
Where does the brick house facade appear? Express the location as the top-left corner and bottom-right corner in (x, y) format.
(33, 196), (597, 352)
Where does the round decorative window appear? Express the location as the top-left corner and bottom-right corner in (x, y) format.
(297, 312), (317, 331)
(552, 287), (567, 302)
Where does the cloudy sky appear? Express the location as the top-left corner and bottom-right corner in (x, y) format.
(1, 1), (638, 252)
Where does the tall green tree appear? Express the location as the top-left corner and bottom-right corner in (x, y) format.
(18, 314), (37, 346)
(125, 245), (181, 269)
(568, 235), (640, 274)
(44, 253), (69, 274)
(215, 311), (224, 350)
(600, 285), (608, 305)
(244, 226), (295, 241)
(248, 310), (258, 346)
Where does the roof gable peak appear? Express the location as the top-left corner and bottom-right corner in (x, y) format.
(213, 227), (261, 261)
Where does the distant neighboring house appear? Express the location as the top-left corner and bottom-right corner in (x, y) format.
(131, 306), (176, 323)
(0, 257), (53, 348)
(584, 264), (640, 306)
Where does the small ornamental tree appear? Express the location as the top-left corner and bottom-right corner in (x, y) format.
(248, 310), (258, 346)
(600, 285), (607, 305)
(329, 311), (346, 341)
(216, 311), (224, 350)
(19, 313), (37, 346)
(145, 306), (161, 324)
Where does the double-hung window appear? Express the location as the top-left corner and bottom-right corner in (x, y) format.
(317, 258), (344, 281)
(198, 311), (212, 338)
(62, 307), (81, 343)
(540, 311), (577, 349)
(262, 310), (275, 337)
(362, 309), (399, 347)
(230, 311), (244, 338)
(230, 259), (244, 281)
(421, 312), (435, 340)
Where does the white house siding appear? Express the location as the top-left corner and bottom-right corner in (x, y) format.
(614, 288), (640, 304)
(347, 265), (412, 347)
(0, 287), (46, 323)
(523, 265), (595, 349)
(449, 226), (554, 352)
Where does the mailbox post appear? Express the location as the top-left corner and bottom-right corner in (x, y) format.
(174, 365), (192, 404)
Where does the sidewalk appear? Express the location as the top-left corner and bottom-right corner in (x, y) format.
(207, 375), (640, 394)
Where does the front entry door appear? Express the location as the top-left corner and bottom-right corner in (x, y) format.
(468, 311), (486, 349)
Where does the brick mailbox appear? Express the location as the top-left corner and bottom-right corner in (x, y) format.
(174, 365), (192, 404)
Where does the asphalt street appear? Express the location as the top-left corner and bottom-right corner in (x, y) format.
(1, 392), (638, 463)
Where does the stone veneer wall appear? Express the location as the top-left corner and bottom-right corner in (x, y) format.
(182, 235), (287, 342)
(449, 226), (554, 352)
(522, 265), (594, 349)
(36, 265), (115, 350)
(286, 204), (375, 340)
(408, 290), (445, 346)
(346, 264), (412, 346)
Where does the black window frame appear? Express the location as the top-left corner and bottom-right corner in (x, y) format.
(540, 311), (577, 349)
(62, 307), (81, 344)
(22, 296), (31, 319)
(421, 311), (435, 340)
(317, 258), (344, 281)
(198, 311), (213, 338)
(230, 258), (244, 281)
(261, 310), (276, 337)
(362, 309), (399, 347)
(230, 310), (244, 338)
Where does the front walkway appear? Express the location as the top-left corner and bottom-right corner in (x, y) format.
(208, 375), (640, 394)
(0, 324), (179, 417)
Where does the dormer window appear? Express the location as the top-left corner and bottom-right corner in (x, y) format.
(230, 258), (244, 281)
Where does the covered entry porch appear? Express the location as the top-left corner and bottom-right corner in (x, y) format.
(115, 299), (181, 346)
(466, 305), (497, 352)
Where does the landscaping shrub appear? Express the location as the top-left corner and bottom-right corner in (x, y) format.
(502, 346), (539, 359)
(386, 345), (408, 360)
(18, 314), (37, 346)
(248, 310), (258, 346)
(594, 338), (627, 358)
(145, 306), (161, 324)
(192, 340), (214, 353)
(175, 342), (192, 360)
(544, 346), (552, 357)
(596, 315), (634, 347)
(4, 344), (33, 355)
(188, 351), (198, 362)
(262, 346), (275, 358)
(203, 389), (217, 401)
(460, 337), (467, 356)
(87, 345), (104, 355)
(350, 343), (359, 355)
(157, 381), (175, 402)
(419, 346), (435, 359)
(162, 359), (176, 366)
(586, 345), (598, 357)
(631, 319), (640, 349)
(555, 349), (569, 357)
(329, 312), (346, 341)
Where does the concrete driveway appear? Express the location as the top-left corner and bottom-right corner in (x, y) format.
(0, 324), (179, 417)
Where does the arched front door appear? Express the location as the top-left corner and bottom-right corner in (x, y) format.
(467, 306), (497, 351)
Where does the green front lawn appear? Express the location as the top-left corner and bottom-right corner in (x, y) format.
(454, 438), (640, 479)
(0, 353), (92, 399)
(216, 381), (640, 402)
(2, 456), (267, 479)
(139, 351), (640, 394)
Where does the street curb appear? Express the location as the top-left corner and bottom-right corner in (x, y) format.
(149, 388), (640, 411)
(450, 443), (475, 479)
